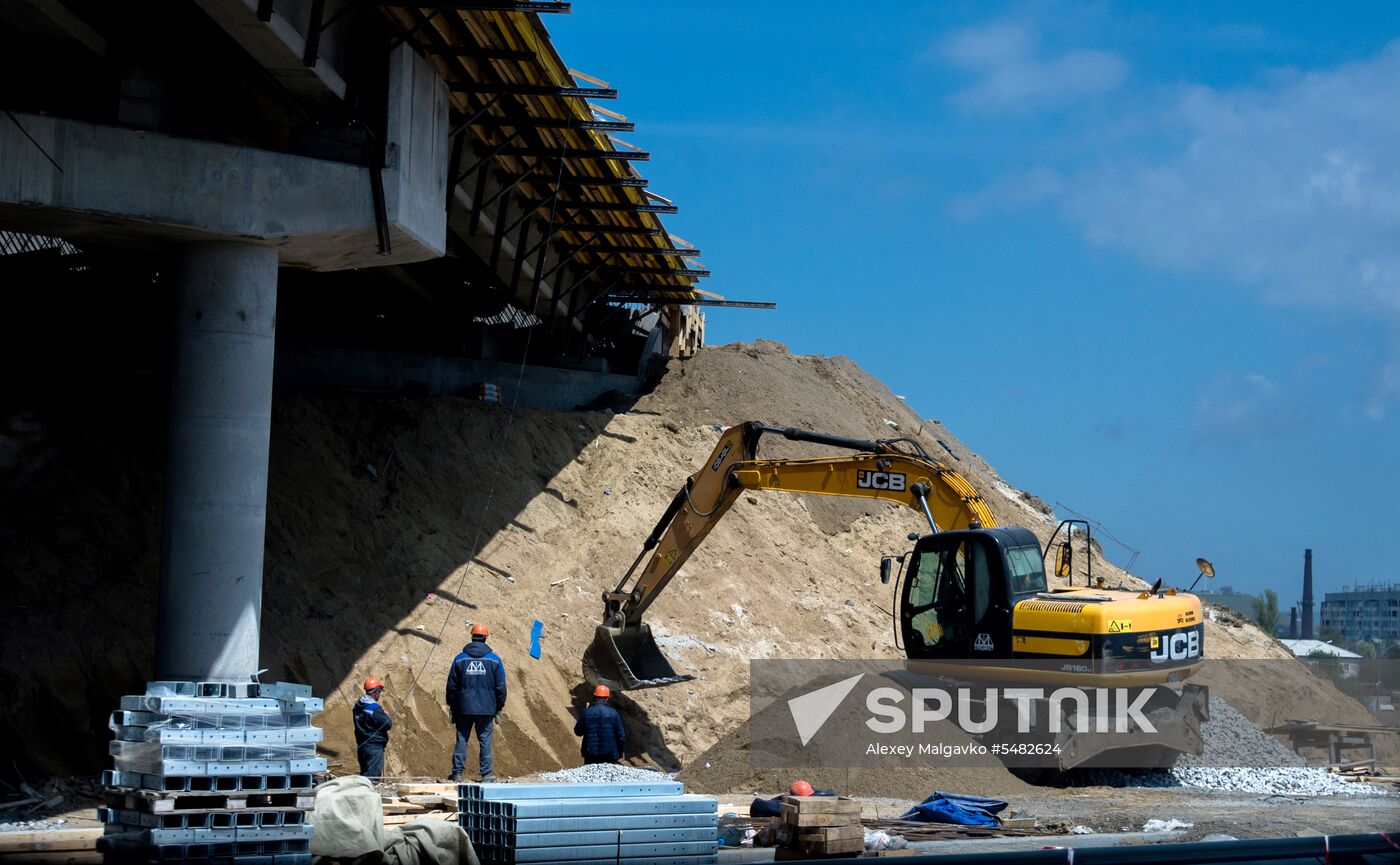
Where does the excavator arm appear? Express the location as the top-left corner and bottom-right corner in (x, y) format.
(585, 421), (997, 690)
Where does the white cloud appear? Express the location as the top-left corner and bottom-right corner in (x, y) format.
(1063, 46), (1400, 316)
(958, 38), (1400, 417)
(950, 166), (1066, 220)
(1194, 372), (1308, 444)
(1366, 352), (1400, 420)
(939, 21), (1128, 114)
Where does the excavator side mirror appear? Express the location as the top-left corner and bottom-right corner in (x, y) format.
(880, 557), (896, 585)
(1055, 542), (1073, 579)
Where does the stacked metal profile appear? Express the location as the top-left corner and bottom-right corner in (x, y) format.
(97, 680), (325, 864)
(459, 780), (718, 865)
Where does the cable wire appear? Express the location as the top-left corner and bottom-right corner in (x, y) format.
(397, 142), (570, 705)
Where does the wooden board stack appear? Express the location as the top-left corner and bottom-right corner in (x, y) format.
(381, 782), (458, 826)
(773, 795), (864, 859)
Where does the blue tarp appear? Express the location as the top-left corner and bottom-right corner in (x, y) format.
(900, 792), (1008, 827)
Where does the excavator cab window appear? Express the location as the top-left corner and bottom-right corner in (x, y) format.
(902, 530), (1027, 659)
(1008, 545), (1048, 595)
(903, 540), (988, 653)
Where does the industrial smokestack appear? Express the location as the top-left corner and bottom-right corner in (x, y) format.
(1301, 549), (1314, 640)
(1289, 606), (1298, 639)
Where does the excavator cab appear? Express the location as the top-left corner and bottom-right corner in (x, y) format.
(898, 526), (1046, 660)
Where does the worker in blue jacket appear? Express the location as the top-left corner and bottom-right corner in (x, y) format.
(446, 623), (507, 781)
(574, 685), (627, 764)
(352, 676), (392, 778)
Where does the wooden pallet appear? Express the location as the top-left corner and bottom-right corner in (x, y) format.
(104, 788), (314, 814)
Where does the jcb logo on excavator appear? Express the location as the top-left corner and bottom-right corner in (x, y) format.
(1149, 629), (1201, 663)
(856, 471), (907, 492)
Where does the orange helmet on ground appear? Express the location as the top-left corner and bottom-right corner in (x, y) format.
(789, 780), (814, 797)
(363, 676), (384, 692)
(471, 623), (490, 637)
(593, 685), (611, 699)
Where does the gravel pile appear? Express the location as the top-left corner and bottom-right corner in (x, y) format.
(531, 764), (678, 784)
(1061, 696), (1388, 796)
(1170, 767), (1383, 796)
(1177, 697), (1305, 768)
(1068, 765), (1384, 796)
(0, 818), (68, 833)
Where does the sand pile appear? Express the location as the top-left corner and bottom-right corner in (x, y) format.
(3, 340), (1391, 785)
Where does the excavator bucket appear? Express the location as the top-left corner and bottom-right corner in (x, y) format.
(585, 623), (696, 691)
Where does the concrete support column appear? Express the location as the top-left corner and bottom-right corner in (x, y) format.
(155, 241), (279, 682)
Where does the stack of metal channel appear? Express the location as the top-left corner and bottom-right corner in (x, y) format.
(97, 680), (324, 864)
(459, 780), (719, 865)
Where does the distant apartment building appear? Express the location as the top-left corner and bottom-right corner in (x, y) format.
(1319, 585), (1400, 645)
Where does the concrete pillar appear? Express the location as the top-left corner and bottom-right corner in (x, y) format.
(155, 241), (278, 682)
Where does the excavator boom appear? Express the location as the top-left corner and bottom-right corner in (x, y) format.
(586, 421), (996, 690)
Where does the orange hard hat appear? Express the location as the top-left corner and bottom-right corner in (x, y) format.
(471, 623), (489, 637)
(363, 676), (384, 692)
(593, 685), (611, 698)
(789, 780), (814, 797)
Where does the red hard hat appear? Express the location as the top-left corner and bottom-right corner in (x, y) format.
(789, 780), (814, 797)
(363, 676), (384, 692)
(593, 685), (611, 699)
(471, 623), (489, 637)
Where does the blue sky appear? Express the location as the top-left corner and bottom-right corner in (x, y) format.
(550, 2), (1400, 601)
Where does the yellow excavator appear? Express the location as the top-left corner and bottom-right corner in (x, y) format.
(584, 421), (1210, 769)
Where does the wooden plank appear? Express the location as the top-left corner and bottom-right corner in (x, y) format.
(384, 810), (455, 826)
(798, 825), (863, 842)
(394, 783), (458, 796)
(0, 851), (102, 863)
(780, 803), (856, 828)
(780, 795), (861, 816)
(0, 828), (101, 854)
(999, 817), (1037, 829)
(796, 835), (863, 855)
(403, 794), (452, 806)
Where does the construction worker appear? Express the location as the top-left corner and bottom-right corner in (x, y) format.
(573, 685), (627, 765)
(446, 623), (507, 782)
(352, 676), (392, 778)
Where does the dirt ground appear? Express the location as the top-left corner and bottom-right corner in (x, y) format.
(847, 786), (1400, 841)
(3, 340), (1393, 797)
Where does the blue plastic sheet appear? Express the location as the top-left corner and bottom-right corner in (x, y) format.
(900, 791), (1008, 827)
(529, 620), (543, 659)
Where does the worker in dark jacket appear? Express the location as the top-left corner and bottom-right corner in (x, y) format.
(446, 623), (507, 781)
(573, 685), (627, 764)
(353, 676), (392, 778)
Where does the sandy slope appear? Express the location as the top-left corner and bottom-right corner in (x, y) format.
(3, 340), (1386, 784)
